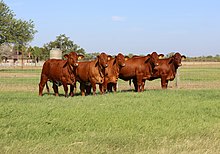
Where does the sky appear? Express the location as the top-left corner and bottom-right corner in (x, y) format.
(3, 0), (220, 57)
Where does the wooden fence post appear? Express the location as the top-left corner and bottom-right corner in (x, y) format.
(175, 69), (180, 88)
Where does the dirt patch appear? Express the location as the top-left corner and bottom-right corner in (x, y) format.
(0, 72), (39, 78)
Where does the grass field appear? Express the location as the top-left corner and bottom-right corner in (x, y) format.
(0, 63), (220, 153)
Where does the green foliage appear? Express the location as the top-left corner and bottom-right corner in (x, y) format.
(83, 52), (100, 60)
(186, 55), (220, 62)
(0, 1), (37, 45)
(0, 0), (14, 44)
(43, 34), (85, 57)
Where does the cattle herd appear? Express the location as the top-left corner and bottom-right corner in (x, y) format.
(39, 51), (186, 97)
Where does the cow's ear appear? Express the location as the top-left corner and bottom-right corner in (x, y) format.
(95, 59), (99, 67)
(181, 55), (186, 60)
(108, 55), (112, 61)
(158, 54), (164, 59)
(113, 58), (117, 65)
(144, 56), (151, 63)
(125, 56), (129, 61)
(64, 54), (69, 59)
(63, 61), (68, 68)
(78, 55), (84, 60)
(168, 58), (174, 64)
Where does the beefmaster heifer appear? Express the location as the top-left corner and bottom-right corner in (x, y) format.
(150, 52), (186, 89)
(103, 53), (128, 92)
(39, 52), (84, 97)
(75, 52), (111, 96)
(119, 52), (162, 92)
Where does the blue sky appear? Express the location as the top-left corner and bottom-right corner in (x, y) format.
(4, 0), (220, 57)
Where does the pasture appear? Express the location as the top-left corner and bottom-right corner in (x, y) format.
(0, 62), (220, 153)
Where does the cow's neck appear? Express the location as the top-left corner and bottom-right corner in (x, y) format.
(114, 59), (120, 73)
(148, 60), (155, 74)
(67, 64), (74, 75)
(98, 63), (105, 78)
(171, 63), (178, 75)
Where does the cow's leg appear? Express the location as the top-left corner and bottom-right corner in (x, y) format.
(62, 83), (68, 97)
(45, 82), (50, 94)
(136, 75), (143, 92)
(91, 82), (97, 95)
(99, 84), (104, 95)
(80, 83), (86, 96)
(132, 79), (138, 92)
(69, 85), (74, 97)
(165, 80), (169, 89)
(103, 79), (108, 93)
(113, 83), (117, 92)
(107, 83), (113, 92)
(69, 82), (76, 97)
(161, 77), (168, 89)
(74, 83), (77, 94)
(52, 83), (59, 96)
(86, 85), (92, 95)
(39, 75), (47, 96)
(141, 80), (146, 92)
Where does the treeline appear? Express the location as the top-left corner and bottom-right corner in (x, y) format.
(185, 55), (220, 62)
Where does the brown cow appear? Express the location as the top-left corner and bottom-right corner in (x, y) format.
(119, 52), (162, 92)
(150, 52), (186, 89)
(103, 53), (128, 93)
(39, 52), (84, 97)
(75, 52), (111, 96)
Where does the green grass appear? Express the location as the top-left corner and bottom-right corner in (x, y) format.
(181, 68), (220, 81)
(1, 90), (220, 153)
(0, 65), (220, 153)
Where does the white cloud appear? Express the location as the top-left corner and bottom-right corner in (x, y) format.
(111, 16), (125, 22)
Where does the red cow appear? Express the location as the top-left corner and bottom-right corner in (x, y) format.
(119, 52), (162, 92)
(103, 53), (128, 92)
(75, 52), (111, 96)
(39, 52), (84, 97)
(150, 52), (186, 89)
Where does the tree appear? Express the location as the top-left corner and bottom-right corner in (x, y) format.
(0, 0), (37, 45)
(83, 52), (100, 60)
(27, 46), (43, 66)
(43, 34), (85, 57)
(0, 0), (14, 44)
(166, 52), (175, 58)
(0, 0), (37, 66)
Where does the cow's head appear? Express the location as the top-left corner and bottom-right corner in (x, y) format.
(169, 52), (186, 67)
(147, 52), (164, 66)
(64, 52), (84, 68)
(97, 52), (112, 68)
(115, 53), (127, 67)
